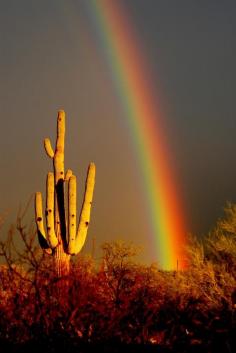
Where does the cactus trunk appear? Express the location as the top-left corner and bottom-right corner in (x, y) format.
(35, 110), (96, 277)
(55, 245), (70, 277)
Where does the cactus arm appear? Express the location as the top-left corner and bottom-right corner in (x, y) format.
(35, 192), (46, 238)
(65, 169), (73, 182)
(54, 110), (65, 182)
(68, 175), (77, 254)
(35, 192), (52, 253)
(46, 173), (58, 248)
(44, 138), (54, 158)
(74, 163), (95, 254)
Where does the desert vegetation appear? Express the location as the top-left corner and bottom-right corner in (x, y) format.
(35, 110), (95, 277)
(0, 203), (235, 353)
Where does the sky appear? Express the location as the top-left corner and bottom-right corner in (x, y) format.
(0, 0), (236, 264)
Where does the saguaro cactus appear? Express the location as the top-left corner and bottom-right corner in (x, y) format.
(35, 110), (95, 276)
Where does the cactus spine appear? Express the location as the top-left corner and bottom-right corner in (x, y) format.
(35, 110), (96, 276)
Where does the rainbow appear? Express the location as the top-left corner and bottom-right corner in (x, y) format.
(88, 0), (187, 270)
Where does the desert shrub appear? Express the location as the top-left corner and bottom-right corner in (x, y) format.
(0, 205), (235, 352)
